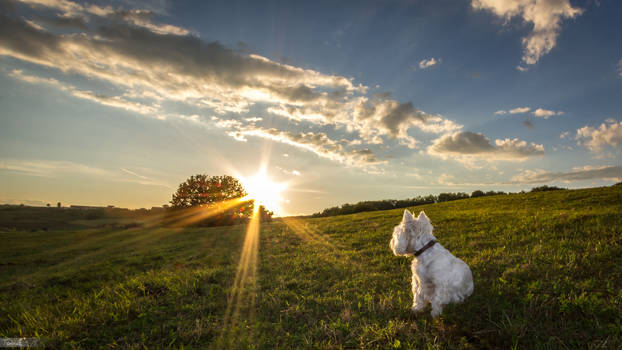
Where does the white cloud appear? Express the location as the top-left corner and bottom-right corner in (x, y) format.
(215, 120), (384, 168)
(533, 108), (562, 118)
(496, 106), (563, 118)
(617, 59), (622, 77)
(472, 0), (583, 65)
(418, 58), (441, 69)
(509, 107), (530, 114)
(0, 7), (462, 159)
(576, 119), (622, 153)
(427, 131), (544, 163)
(511, 165), (622, 184)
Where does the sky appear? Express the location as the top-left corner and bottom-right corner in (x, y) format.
(1, 0), (621, 215)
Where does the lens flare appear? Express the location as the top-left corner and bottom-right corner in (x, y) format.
(240, 170), (286, 214)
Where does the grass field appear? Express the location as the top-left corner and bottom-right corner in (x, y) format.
(1, 186), (621, 348)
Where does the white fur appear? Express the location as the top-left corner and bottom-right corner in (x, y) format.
(390, 210), (473, 317)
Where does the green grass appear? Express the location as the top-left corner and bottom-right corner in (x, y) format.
(1, 186), (621, 348)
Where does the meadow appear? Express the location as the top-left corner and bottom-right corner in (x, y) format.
(1, 186), (621, 348)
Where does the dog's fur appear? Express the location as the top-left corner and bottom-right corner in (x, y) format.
(390, 210), (473, 317)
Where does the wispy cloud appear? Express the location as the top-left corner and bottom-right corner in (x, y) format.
(0, 159), (109, 177)
(0, 158), (173, 188)
(119, 168), (174, 189)
(218, 121), (385, 168)
(9, 70), (161, 117)
(511, 165), (622, 184)
(495, 106), (563, 119)
(472, 0), (583, 65)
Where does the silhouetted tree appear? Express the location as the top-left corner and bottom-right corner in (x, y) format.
(437, 192), (469, 202)
(530, 185), (565, 192)
(471, 190), (485, 198)
(167, 174), (271, 226)
(171, 174), (247, 208)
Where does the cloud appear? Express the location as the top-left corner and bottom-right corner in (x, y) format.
(0, 158), (173, 188)
(617, 59), (622, 77)
(427, 131), (544, 162)
(418, 58), (441, 69)
(472, 0), (583, 65)
(496, 106), (563, 119)
(511, 165), (622, 184)
(576, 119), (622, 153)
(533, 108), (562, 118)
(15, 0), (190, 35)
(0, 7), (464, 157)
(9, 70), (162, 117)
(216, 121), (384, 167)
(119, 168), (174, 189)
(509, 107), (530, 114)
(0, 159), (108, 177)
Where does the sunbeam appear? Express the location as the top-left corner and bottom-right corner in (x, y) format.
(163, 197), (251, 227)
(219, 208), (261, 346)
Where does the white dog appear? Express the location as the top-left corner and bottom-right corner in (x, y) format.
(390, 210), (473, 317)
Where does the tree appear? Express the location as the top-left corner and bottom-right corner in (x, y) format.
(471, 190), (485, 198)
(167, 174), (255, 226)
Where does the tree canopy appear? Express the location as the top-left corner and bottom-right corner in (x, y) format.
(167, 174), (272, 227)
(170, 174), (247, 208)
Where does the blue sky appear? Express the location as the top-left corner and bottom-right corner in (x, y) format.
(1, 0), (621, 215)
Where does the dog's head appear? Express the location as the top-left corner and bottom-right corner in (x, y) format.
(389, 210), (433, 256)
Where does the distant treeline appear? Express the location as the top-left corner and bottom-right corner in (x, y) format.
(310, 186), (565, 218)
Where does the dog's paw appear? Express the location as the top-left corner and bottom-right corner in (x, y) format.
(411, 304), (426, 313)
(430, 307), (442, 318)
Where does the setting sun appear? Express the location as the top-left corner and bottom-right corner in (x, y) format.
(240, 171), (286, 214)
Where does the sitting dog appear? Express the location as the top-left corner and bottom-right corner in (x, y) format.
(390, 210), (473, 317)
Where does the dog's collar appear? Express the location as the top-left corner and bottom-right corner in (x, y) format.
(414, 240), (437, 257)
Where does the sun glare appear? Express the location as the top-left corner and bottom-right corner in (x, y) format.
(240, 171), (286, 214)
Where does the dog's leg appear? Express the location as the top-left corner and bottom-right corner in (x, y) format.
(411, 275), (427, 312)
(430, 286), (447, 318)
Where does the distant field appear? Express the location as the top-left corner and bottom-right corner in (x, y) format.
(1, 186), (621, 348)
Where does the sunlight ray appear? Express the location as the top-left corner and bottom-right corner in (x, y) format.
(165, 197), (250, 228)
(219, 208), (261, 345)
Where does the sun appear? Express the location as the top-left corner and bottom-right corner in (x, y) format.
(240, 170), (286, 214)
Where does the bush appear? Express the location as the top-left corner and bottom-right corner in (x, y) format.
(530, 185), (565, 192)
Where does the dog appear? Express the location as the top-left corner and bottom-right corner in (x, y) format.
(390, 210), (473, 317)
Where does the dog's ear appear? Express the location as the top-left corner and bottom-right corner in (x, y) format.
(418, 211), (432, 231)
(402, 209), (414, 224)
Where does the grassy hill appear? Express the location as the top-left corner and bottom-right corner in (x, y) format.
(1, 186), (621, 348)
